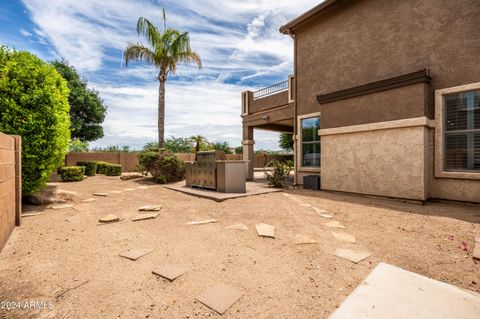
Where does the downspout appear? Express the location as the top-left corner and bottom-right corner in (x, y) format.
(286, 29), (298, 185)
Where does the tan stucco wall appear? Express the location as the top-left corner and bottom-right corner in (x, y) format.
(428, 129), (480, 203)
(320, 124), (428, 200)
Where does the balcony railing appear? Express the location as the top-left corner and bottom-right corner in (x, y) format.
(253, 80), (288, 100)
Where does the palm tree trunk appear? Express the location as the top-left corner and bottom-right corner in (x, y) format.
(158, 76), (166, 147)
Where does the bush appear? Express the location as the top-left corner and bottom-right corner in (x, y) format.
(61, 166), (85, 182)
(138, 149), (185, 183)
(76, 161), (97, 176)
(105, 164), (122, 176)
(264, 160), (293, 188)
(95, 161), (110, 174)
(0, 47), (70, 195)
(68, 139), (89, 152)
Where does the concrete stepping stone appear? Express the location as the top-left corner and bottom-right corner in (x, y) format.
(294, 234), (318, 245)
(185, 219), (219, 225)
(136, 186), (149, 189)
(320, 213), (334, 219)
(334, 248), (371, 264)
(225, 223), (248, 230)
(197, 283), (243, 315)
(81, 198), (96, 202)
(139, 205), (162, 211)
(300, 203), (312, 207)
(132, 212), (159, 221)
(109, 190), (123, 194)
(324, 221), (346, 229)
(329, 262), (480, 319)
(123, 188), (136, 191)
(118, 249), (153, 261)
(255, 223), (275, 238)
(49, 203), (74, 210)
(312, 207), (329, 214)
(93, 192), (108, 197)
(72, 204), (88, 212)
(99, 214), (120, 223)
(152, 264), (190, 282)
(332, 232), (356, 243)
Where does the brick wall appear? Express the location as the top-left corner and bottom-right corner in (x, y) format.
(0, 132), (21, 253)
(65, 152), (294, 172)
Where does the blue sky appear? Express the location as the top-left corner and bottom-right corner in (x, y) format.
(0, 0), (319, 150)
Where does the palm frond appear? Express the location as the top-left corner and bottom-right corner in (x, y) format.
(137, 17), (162, 49)
(123, 44), (155, 67)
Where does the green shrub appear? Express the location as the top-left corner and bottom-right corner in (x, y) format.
(105, 164), (122, 176)
(0, 47), (70, 195)
(95, 161), (110, 174)
(264, 160), (293, 188)
(68, 139), (89, 152)
(61, 166), (85, 182)
(76, 161), (97, 176)
(138, 149), (185, 183)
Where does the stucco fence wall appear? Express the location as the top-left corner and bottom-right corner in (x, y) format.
(0, 132), (22, 253)
(65, 152), (293, 172)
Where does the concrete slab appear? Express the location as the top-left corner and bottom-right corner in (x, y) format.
(152, 264), (190, 282)
(225, 223), (249, 231)
(164, 181), (282, 202)
(49, 204), (74, 210)
(473, 243), (480, 261)
(123, 188), (136, 191)
(118, 249), (153, 261)
(312, 207), (329, 214)
(185, 219), (219, 225)
(197, 283), (243, 315)
(324, 221), (346, 229)
(294, 234), (318, 245)
(72, 204), (88, 212)
(329, 262), (480, 319)
(138, 205), (162, 212)
(300, 203), (312, 207)
(99, 214), (120, 223)
(136, 186), (150, 189)
(132, 213), (159, 221)
(109, 190), (123, 194)
(320, 214), (334, 219)
(93, 193), (108, 197)
(334, 248), (371, 264)
(81, 198), (96, 202)
(255, 223), (275, 238)
(332, 232), (356, 243)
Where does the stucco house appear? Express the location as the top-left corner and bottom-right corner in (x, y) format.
(241, 0), (480, 202)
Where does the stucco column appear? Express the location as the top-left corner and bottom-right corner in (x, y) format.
(242, 126), (254, 180)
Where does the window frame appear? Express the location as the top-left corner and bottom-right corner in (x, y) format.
(435, 82), (480, 180)
(297, 113), (321, 170)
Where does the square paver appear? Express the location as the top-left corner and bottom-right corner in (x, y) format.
(324, 221), (346, 229)
(331, 232), (356, 243)
(294, 234), (318, 245)
(197, 283), (243, 314)
(152, 264), (190, 281)
(139, 205), (162, 211)
(312, 207), (329, 214)
(132, 212), (159, 221)
(255, 223), (275, 238)
(329, 262), (480, 319)
(81, 198), (96, 202)
(334, 248), (371, 264)
(93, 192), (108, 197)
(185, 219), (219, 225)
(118, 249), (153, 261)
(99, 214), (120, 223)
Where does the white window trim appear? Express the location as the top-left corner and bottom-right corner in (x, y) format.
(296, 112), (321, 171)
(435, 82), (480, 180)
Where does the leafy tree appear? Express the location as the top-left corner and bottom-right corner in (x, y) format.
(68, 139), (89, 152)
(279, 132), (294, 152)
(211, 141), (232, 154)
(123, 11), (202, 147)
(0, 47), (70, 195)
(165, 136), (192, 153)
(190, 135), (208, 153)
(51, 60), (106, 142)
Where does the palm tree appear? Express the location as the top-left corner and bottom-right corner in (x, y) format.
(123, 10), (202, 147)
(190, 135), (208, 153)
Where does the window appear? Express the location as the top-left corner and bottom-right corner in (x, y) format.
(444, 90), (480, 171)
(301, 117), (320, 167)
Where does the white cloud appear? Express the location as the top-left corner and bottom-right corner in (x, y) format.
(20, 0), (320, 150)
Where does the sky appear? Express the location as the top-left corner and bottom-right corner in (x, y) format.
(0, 0), (320, 150)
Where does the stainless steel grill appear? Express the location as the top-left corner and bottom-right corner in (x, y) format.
(186, 151), (226, 189)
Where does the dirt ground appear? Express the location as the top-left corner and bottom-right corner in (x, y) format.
(0, 174), (479, 319)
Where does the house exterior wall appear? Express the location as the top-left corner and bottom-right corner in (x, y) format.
(290, 0), (480, 201)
